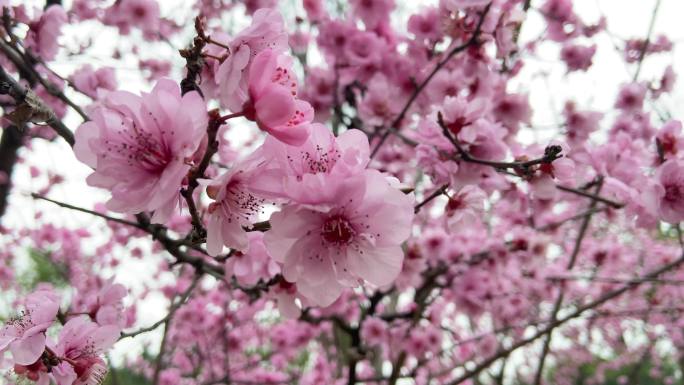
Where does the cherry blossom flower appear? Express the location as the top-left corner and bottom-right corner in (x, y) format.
(0, 287), (60, 366)
(560, 43), (596, 72)
(214, 8), (288, 112)
(72, 279), (127, 327)
(73, 79), (207, 223)
(50, 316), (120, 385)
(651, 160), (684, 224)
(71, 65), (117, 99)
(203, 153), (271, 255)
(241, 49), (312, 145)
(265, 170), (414, 306)
(350, 0), (394, 29)
(224, 232), (280, 286)
(24, 5), (67, 61)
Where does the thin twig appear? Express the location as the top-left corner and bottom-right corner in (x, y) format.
(633, 0), (662, 81)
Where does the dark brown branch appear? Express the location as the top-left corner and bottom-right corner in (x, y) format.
(439, 111), (563, 175)
(0, 125), (22, 219)
(414, 184), (449, 213)
(0, 64), (75, 146)
(556, 184), (624, 208)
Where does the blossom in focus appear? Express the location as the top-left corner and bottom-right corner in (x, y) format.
(265, 170), (414, 307)
(243, 49), (312, 145)
(214, 8), (289, 112)
(73, 79), (207, 223)
(0, 287), (60, 366)
(50, 316), (120, 385)
(204, 154), (270, 254)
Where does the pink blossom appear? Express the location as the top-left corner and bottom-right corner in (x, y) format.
(530, 157), (575, 200)
(224, 232), (280, 286)
(350, 0), (394, 29)
(361, 317), (388, 346)
(73, 279), (127, 327)
(204, 153), (269, 254)
(243, 0), (278, 15)
(457, 118), (508, 161)
(654, 65), (676, 97)
(651, 160), (684, 223)
(71, 65), (117, 99)
(358, 75), (402, 127)
(615, 82), (647, 112)
(564, 102), (602, 144)
(0, 288), (60, 366)
(24, 5), (67, 61)
(560, 43), (596, 72)
(50, 316), (119, 385)
(303, 0), (327, 22)
(242, 49), (312, 145)
(265, 170), (414, 306)
(445, 185), (486, 229)
(656, 120), (683, 159)
(104, 0), (160, 35)
(214, 8), (288, 112)
(345, 31), (383, 66)
(74, 79), (208, 223)
(408, 8), (441, 42)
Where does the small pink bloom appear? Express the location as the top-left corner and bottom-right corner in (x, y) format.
(50, 317), (119, 385)
(441, 0), (491, 12)
(71, 65), (117, 99)
(560, 43), (596, 72)
(408, 8), (441, 42)
(25, 5), (67, 61)
(615, 82), (647, 112)
(242, 49), (312, 145)
(225, 232), (280, 286)
(303, 0), (327, 22)
(73, 279), (127, 327)
(358, 75), (402, 127)
(0, 288), (60, 366)
(656, 120), (683, 159)
(74, 79), (208, 223)
(445, 185), (487, 229)
(214, 8), (289, 112)
(350, 0), (394, 29)
(204, 153), (269, 255)
(652, 159), (684, 223)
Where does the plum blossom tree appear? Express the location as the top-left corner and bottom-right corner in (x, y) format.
(0, 0), (683, 385)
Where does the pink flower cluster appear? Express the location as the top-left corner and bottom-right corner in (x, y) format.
(1, 284), (126, 385)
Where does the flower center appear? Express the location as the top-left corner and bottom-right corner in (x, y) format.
(664, 184), (683, 203)
(321, 215), (355, 245)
